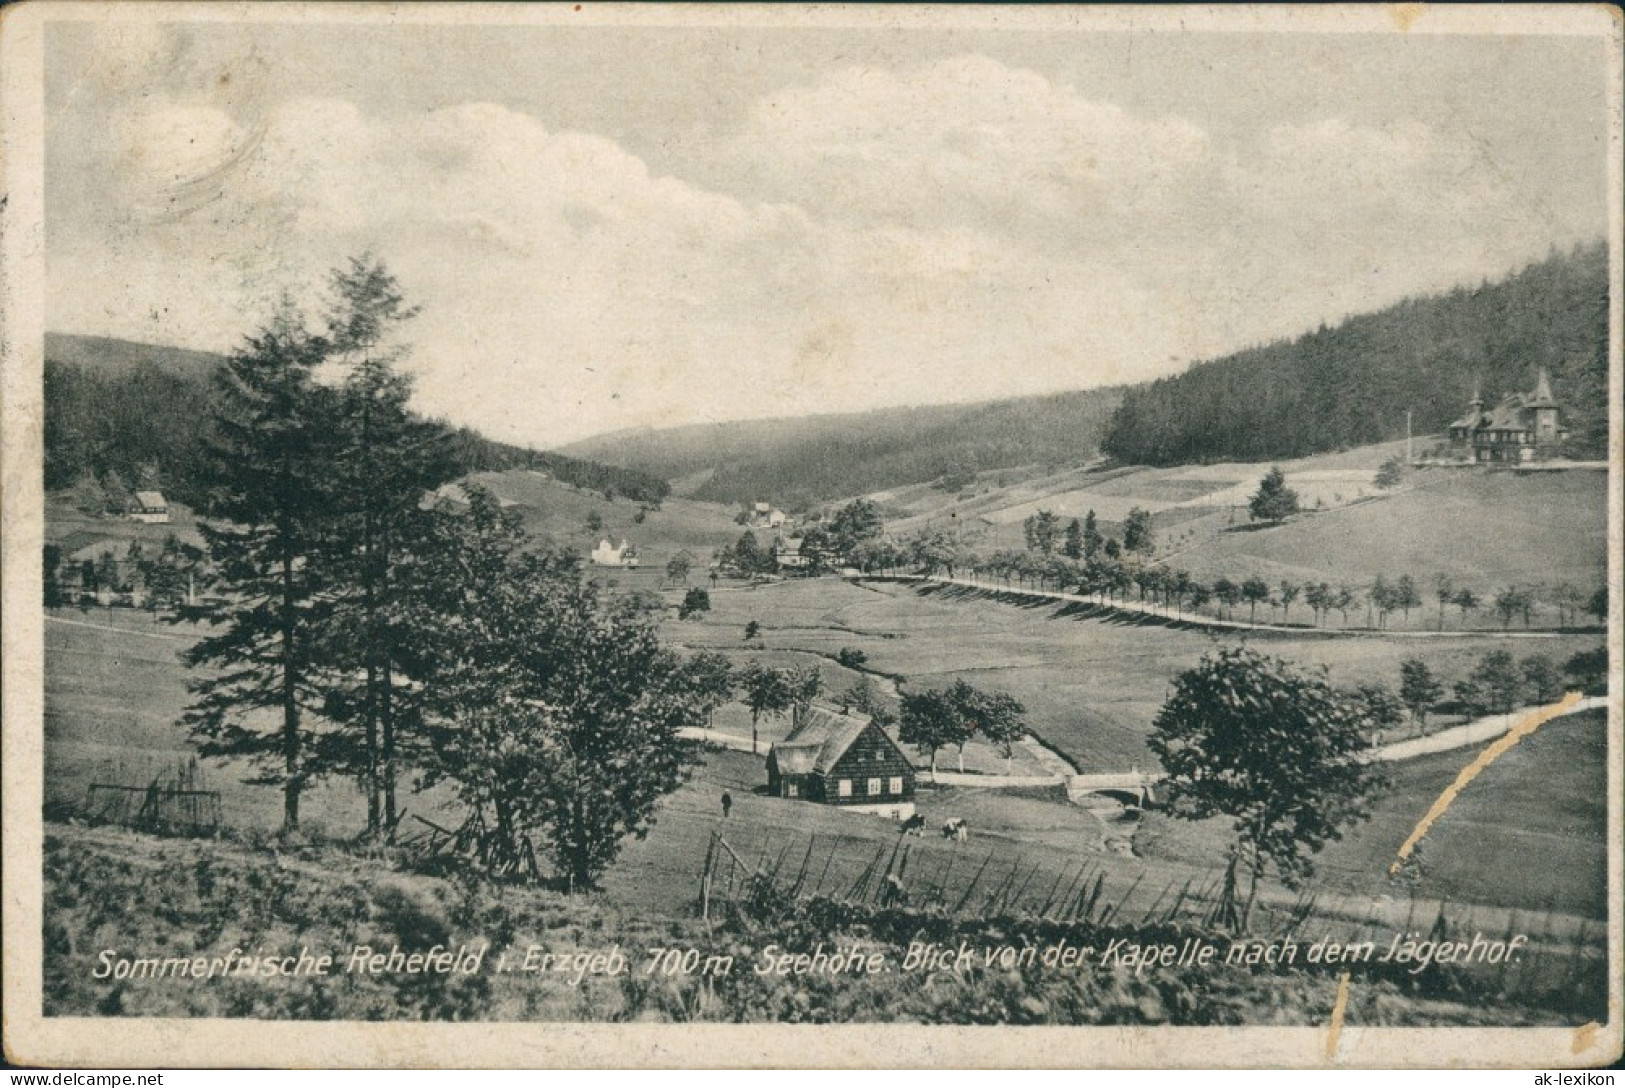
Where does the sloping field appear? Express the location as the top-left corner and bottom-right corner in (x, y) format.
(41, 597), (1608, 926)
(466, 469), (742, 571)
(667, 577), (1605, 773)
(1135, 708), (1609, 919)
(1168, 468), (1608, 590)
(45, 613), (370, 832)
(883, 440), (1417, 550)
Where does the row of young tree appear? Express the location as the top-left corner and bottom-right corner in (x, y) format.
(173, 259), (726, 889)
(1022, 507), (1155, 560)
(950, 548), (1606, 633)
(1398, 648), (1607, 725)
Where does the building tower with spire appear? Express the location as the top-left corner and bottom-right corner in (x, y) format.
(1447, 369), (1566, 464)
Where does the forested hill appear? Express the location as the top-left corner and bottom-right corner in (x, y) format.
(1102, 242), (1610, 466)
(43, 333), (670, 508)
(561, 388), (1124, 509)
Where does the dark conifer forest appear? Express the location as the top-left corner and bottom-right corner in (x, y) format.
(1101, 242), (1609, 465)
(43, 333), (670, 508)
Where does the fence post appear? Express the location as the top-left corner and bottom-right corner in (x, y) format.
(701, 833), (716, 923)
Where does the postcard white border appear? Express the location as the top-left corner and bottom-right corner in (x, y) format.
(2, 1), (1620, 1069)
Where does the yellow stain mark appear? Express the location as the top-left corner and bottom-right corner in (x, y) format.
(1389, 693), (1583, 876)
(1573, 1021), (1601, 1054)
(1389, 3), (1426, 31)
(1325, 971), (1351, 1061)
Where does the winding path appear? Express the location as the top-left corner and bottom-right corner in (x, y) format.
(682, 697), (1610, 802)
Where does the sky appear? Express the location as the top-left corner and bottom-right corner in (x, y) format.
(44, 14), (1613, 448)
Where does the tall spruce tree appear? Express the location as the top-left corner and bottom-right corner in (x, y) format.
(320, 258), (454, 837)
(182, 305), (339, 832)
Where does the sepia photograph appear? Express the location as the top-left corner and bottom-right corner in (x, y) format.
(1, 1), (1620, 1070)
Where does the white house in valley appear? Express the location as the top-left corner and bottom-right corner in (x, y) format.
(591, 538), (640, 568)
(129, 491), (170, 524)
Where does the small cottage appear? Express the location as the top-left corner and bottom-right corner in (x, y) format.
(767, 704), (916, 820)
(129, 491), (170, 524)
(773, 535), (809, 571)
(590, 538), (640, 568)
(749, 501), (788, 528)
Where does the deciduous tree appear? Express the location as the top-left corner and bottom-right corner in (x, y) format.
(1241, 576), (1271, 623)
(899, 688), (967, 781)
(1398, 658), (1443, 725)
(678, 587), (711, 620)
(1148, 647), (1386, 920)
(410, 492), (717, 889)
(1454, 650), (1523, 716)
(738, 660), (794, 754)
(1122, 507), (1155, 555)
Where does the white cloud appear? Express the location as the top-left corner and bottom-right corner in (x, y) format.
(726, 54), (1212, 243)
(48, 52), (1592, 448)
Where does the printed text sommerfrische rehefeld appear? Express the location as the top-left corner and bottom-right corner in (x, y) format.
(89, 930), (1531, 986)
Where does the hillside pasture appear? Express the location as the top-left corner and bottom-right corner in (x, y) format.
(884, 440), (1418, 551)
(43, 611), (462, 835)
(1168, 467), (1608, 592)
(665, 576), (1604, 773)
(610, 724), (1607, 936)
(40, 596), (1609, 930)
(464, 469), (744, 575)
(1133, 708), (1609, 919)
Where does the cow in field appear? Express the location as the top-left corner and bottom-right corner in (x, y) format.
(941, 817), (968, 842)
(900, 813), (926, 836)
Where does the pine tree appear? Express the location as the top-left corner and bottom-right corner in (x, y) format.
(319, 257), (454, 837)
(182, 305), (339, 833)
(1081, 509), (1103, 558)
(1248, 467), (1300, 524)
(1062, 518), (1084, 560)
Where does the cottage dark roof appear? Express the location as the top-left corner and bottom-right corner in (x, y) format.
(771, 705), (874, 777)
(1477, 397), (1524, 430)
(1451, 371), (1560, 431)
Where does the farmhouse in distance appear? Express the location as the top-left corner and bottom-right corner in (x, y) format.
(766, 704), (917, 820)
(590, 537), (640, 568)
(127, 490), (169, 524)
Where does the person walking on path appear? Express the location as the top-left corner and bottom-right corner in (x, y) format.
(721, 791), (733, 819)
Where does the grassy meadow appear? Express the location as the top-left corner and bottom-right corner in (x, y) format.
(39, 444), (1612, 986)
(665, 575), (1604, 771)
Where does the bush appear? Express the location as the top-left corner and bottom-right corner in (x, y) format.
(677, 588), (711, 620)
(836, 647), (868, 669)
